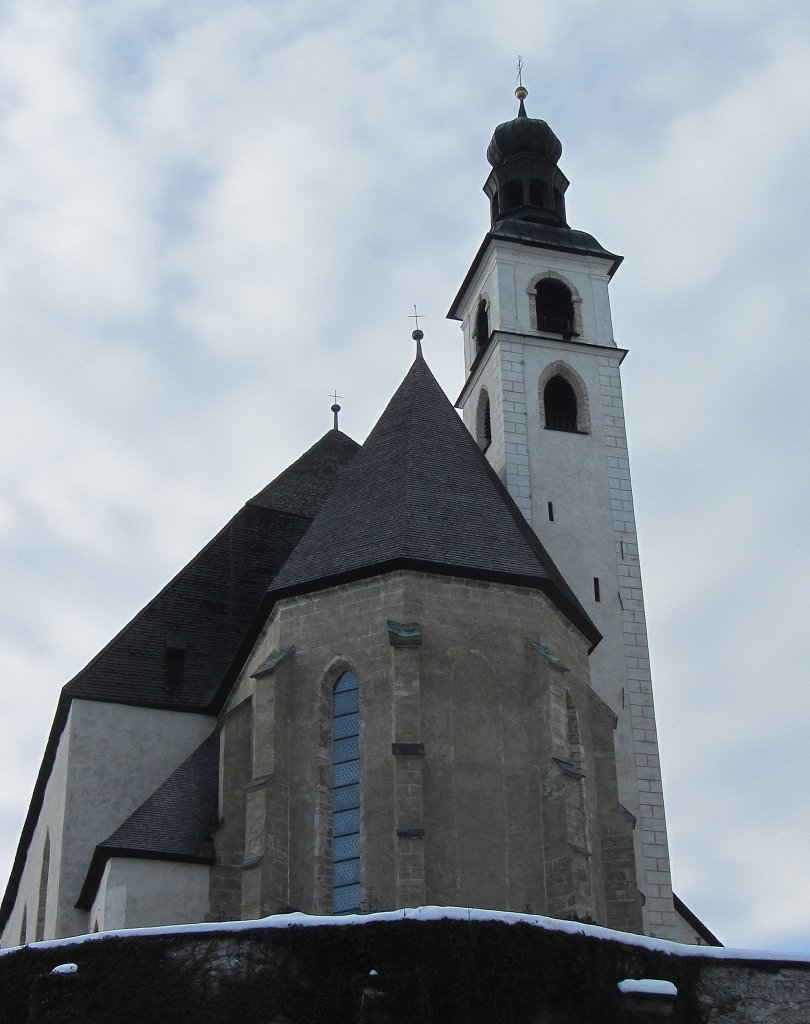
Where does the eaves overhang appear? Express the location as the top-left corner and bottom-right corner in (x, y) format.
(673, 893), (723, 947)
(268, 556), (598, 649)
(447, 225), (623, 322)
(210, 551), (602, 721)
(455, 332), (629, 408)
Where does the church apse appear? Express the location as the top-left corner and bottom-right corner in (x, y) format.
(213, 568), (640, 933)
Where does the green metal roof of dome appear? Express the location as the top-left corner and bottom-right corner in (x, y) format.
(486, 90), (562, 167)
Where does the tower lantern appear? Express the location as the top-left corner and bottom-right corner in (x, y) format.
(485, 88), (569, 229)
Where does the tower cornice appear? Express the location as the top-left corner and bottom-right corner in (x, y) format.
(448, 227), (622, 323)
(455, 331), (628, 408)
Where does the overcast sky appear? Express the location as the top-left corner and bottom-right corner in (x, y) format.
(1, 0), (808, 953)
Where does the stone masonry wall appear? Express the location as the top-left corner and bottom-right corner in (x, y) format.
(215, 570), (639, 929)
(4, 913), (809, 1024)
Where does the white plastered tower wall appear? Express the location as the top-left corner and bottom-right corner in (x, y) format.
(454, 237), (675, 939)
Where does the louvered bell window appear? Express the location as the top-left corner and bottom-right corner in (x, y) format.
(536, 279), (576, 338)
(544, 375), (578, 433)
(332, 671), (360, 914)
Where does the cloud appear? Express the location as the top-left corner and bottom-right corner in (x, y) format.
(0, 0), (808, 952)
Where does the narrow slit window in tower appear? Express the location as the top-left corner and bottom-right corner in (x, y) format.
(476, 388), (492, 450)
(544, 375), (578, 432)
(332, 671), (361, 914)
(536, 280), (576, 338)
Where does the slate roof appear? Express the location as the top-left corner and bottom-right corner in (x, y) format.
(270, 351), (600, 648)
(250, 429), (360, 517)
(64, 430), (359, 713)
(1, 430), (359, 928)
(76, 731), (220, 910)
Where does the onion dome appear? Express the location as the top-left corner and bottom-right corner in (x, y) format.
(486, 87), (562, 168)
(482, 87), (570, 230)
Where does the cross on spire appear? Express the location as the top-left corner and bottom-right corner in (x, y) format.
(330, 390), (342, 431)
(515, 55), (528, 114)
(408, 304), (423, 333)
(408, 304), (424, 353)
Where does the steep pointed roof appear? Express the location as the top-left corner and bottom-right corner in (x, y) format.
(63, 430), (359, 713)
(76, 731), (220, 910)
(2, 430), (359, 929)
(270, 352), (599, 647)
(250, 429), (359, 517)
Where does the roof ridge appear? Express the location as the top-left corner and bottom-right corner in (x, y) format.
(267, 352), (600, 650)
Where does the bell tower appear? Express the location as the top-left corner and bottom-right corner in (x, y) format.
(450, 87), (676, 939)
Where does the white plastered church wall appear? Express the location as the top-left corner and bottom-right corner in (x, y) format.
(0, 709), (71, 948)
(89, 859), (210, 933)
(1, 701), (214, 943)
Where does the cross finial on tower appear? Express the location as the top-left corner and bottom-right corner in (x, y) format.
(408, 304), (424, 355)
(515, 55), (528, 116)
(330, 390), (342, 430)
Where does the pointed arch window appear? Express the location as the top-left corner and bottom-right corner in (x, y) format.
(332, 671), (360, 914)
(474, 299), (490, 355)
(35, 831), (50, 941)
(544, 375), (578, 433)
(536, 279), (576, 338)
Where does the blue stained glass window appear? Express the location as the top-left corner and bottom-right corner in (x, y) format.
(332, 671), (360, 914)
(333, 859), (360, 886)
(333, 833), (360, 861)
(333, 760), (359, 787)
(333, 689), (359, 716)
(333, 735), (360, 764)
(333, 783), (359, 811)
(333, 883), (361, 913)
(333, 712), (360, 740)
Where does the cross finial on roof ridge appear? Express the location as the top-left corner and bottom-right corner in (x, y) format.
(408, 304), (424, 356)
(330, 390), (342, 430)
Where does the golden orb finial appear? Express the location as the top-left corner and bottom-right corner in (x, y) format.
(515, 85), (528, 102)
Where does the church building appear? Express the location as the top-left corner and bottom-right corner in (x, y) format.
(0, 88), (715, 949)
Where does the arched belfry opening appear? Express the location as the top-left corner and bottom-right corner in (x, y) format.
(536, 279), (576, 339)
(332, 670), (360, 915)
(543, 375), (578, 433)
(474, 298), (490, 355)
(476, 388), (492, 450)
(540, 376), (581, 432)
(539, 361), (590, 434)
(504, 179), (523, 210)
